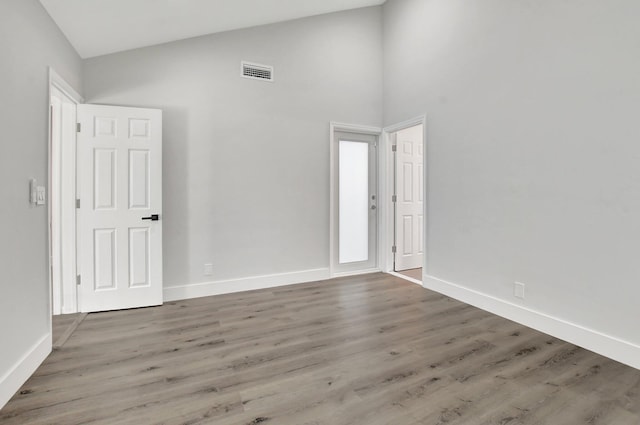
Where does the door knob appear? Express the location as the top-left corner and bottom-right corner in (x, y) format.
(142, 214), (160, 221)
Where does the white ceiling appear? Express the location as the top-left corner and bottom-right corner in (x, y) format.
(40, 0), (386, 58)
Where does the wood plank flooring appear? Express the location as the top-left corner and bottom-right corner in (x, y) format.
(2, 273), (640, 424)
(51, 313), (81, 346)
(52, 313), (87, 349)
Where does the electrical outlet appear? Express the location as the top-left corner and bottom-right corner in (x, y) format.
(514, 282), (525, 299)
(204, 263), (214, 276)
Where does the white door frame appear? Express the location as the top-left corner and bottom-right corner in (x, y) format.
(329, 122), (382, 278)
(48, 67), (83, 316)
(380, 115), (428, 279)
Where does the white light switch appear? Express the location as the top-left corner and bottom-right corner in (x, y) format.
(36, 186), (46, 205)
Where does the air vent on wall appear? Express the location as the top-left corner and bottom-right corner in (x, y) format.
(241, 61), (274, 82)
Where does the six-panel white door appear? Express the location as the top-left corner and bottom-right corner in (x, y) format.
(77, 105), (162, 312)
(395, 124), (424, 271)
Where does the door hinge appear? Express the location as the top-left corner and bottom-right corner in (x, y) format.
(392, 246), (397, 254)
(392, 144), (397, 152)
(76, 199), (80, 209)
(76, 275), (81, 285)
(76, 123), (81, 133)
(392, 195), (397, 203)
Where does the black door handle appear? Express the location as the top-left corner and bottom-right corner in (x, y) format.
(141, 214), (160, 221)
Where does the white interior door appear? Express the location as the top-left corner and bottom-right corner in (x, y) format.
(333, 130), (378, 274)
(77, 105), (162, 312)
(394, 124), (424, 271)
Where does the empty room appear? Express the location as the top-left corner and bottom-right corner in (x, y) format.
(2, 0), (640, 423)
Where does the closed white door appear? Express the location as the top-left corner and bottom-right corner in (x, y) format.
(77, 105), (163, 312)
(394, 124), (424, 271)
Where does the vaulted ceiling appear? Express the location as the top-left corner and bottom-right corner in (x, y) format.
(39, 0), (386, 58)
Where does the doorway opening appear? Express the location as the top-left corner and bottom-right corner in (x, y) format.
(49, 69), (164, 328)
(49, 69), (84, 347)
(393, 124), (424, 281)
(381, 116), (427, 285)
(330, 123), (381, 277)
(49, 69), (82, 317)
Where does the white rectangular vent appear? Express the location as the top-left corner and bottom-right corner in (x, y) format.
(241, 61), (274, 82)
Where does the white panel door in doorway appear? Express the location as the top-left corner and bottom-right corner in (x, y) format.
(77, 105), (163, 312)
(395, 125), (424, 271)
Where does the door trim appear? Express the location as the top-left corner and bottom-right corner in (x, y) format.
(380, 115), (428, 276)
(48, 67), (83, 317)
(49, 68), (83, 104)
(329, 122), (382, 278)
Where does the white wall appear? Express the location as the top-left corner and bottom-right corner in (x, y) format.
(384, 0), (640, 363)
(0, 0), (83, 407)
(84, 7), (383, 291)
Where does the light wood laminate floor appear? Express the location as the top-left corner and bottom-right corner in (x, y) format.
(52, 313), (80, 345)
(2, 273), (640, 424)
(52, 313), (87, 349)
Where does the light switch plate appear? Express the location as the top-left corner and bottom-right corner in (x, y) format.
(36, 186), (46, 205)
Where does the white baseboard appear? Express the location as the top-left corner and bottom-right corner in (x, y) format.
(0, 333), (52, 410)
(164, 268), (331, 302)
(423, 274), (640, 371)
(330, 268), (381, 278)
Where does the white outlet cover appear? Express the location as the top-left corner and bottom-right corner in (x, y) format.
(204, 263), (213, 276)
(514, 282), (525, 299)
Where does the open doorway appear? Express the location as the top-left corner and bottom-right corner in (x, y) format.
(393, 124), (424, 281)
(49, 69), (82, 317)
(49, 69), (85, 347)
(381, 116), (427, 285)
(49, 70), (165, 347)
